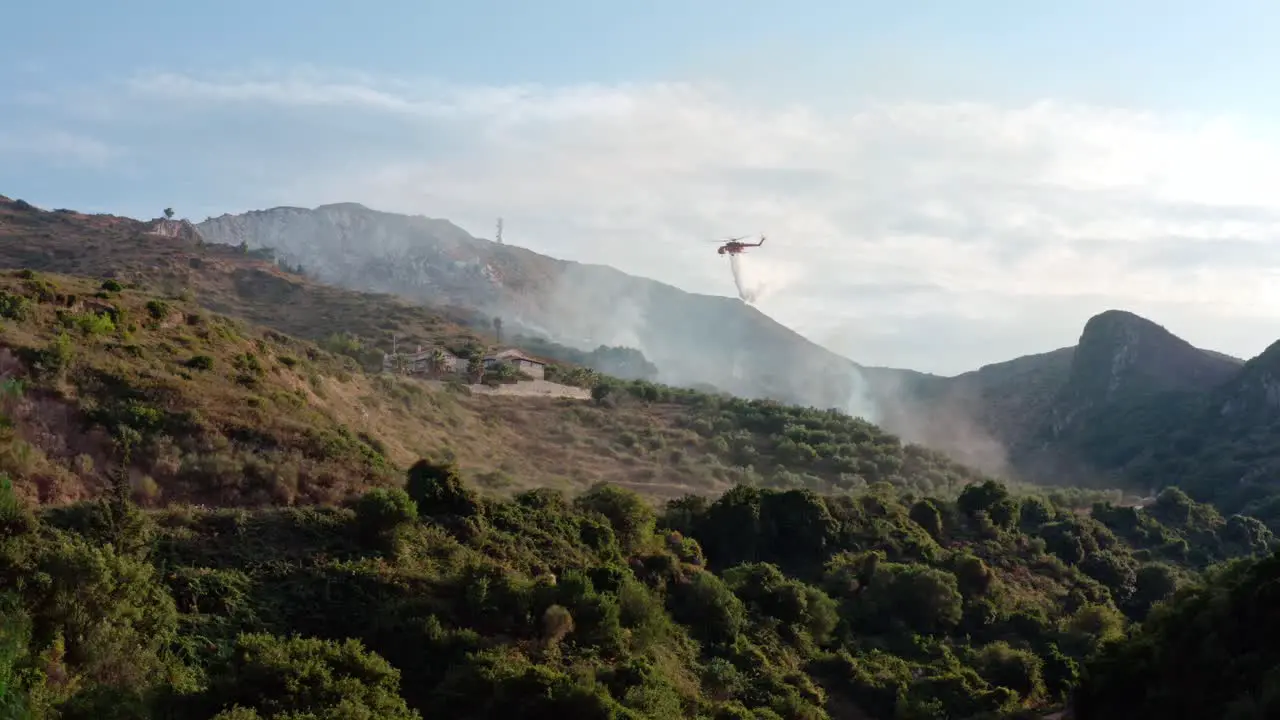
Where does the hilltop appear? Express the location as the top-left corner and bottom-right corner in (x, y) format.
(0, 197), (487, 360)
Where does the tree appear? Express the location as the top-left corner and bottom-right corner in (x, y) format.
(910, 499), (945, 540)
(405, 459), (481, 520)
(492, 317), (503, 345)
(354, 488), (419, 556)
(163, 207), (174, 219)
(1127, 563), (1179, 617)
(958, 479), (1011, 519)
(428, 348), (450, 377)
(973, 641), (1046, 701)
(0, 594), (31, 718)
(573, 483), (655, 555)
(190, 633), (419, 719)
(858, 563), (964, 635)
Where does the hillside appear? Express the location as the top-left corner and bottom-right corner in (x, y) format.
(1074, 548), (1280, 719)
(0, 197), (488, 363)
(0, 454), (1272, 718)
(11, 193), (1280, 533)
(190, 201), (1280, 507)
(0, 195), (1029, 476)
(1124, 339), (1280, 527)
(870, 310), (1260, 494)
(0, 265), (1019, 510)
(1006, 311), (1243, 484)
(3, 195), (1279, 719)
(194, 202), (867, 411)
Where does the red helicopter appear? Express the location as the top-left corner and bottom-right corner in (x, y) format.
(713, 234), (767, 256)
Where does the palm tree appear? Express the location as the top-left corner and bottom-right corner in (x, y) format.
(492, 317), (504, 346)
(428, 348), (450, 377)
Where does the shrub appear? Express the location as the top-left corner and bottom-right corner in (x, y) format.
(145, 299), (170, 320)
(0, 292), (31, 321)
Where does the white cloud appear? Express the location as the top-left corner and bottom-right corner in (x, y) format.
(99, 69), (1280, 371)
(0, 129), (121, 168)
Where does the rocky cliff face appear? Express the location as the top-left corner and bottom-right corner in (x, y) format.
(1049, 310), (1241, 436)
(196, 203), (867, 411)
(148, 218), (203, 243)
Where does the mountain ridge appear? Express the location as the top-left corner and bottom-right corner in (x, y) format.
(189, 200), (1280, 492)
(8, 193), (1280, 519)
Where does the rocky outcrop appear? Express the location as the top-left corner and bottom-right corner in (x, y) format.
(147, 217), (203, 244)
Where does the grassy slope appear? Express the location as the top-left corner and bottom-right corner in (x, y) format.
(0, 197), (484, 359)
(0, 267), (1006, 509)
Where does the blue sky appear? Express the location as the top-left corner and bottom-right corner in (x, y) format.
(5, 1), (1280, 373)
(9, 0), (1279, 108)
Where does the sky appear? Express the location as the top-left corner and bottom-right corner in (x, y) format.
(5, 1), (1280, 374)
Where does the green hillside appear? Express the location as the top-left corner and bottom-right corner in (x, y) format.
(0, 462), (1270, 719)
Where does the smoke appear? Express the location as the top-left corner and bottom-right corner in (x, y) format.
(842, 366), (880, 423)
(865, 371), (1013, 479)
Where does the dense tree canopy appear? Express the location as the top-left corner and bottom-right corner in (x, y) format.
(0, 459), (1270, 719)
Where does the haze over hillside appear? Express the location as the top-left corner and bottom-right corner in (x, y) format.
(7, 193), (1280, 503)
(196, 203), (880, 417)
(193, 201), (1280, 490)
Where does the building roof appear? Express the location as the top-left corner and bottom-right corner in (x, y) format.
(401, 347), (460, 362)
(484, 348), (546, 365)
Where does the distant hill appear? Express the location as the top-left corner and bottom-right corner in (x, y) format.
(195, 202), (869, 411)
(851, 307), (1278, 518)
(1124, 337), (1280, 524)
(1015, 310), (1243, 483)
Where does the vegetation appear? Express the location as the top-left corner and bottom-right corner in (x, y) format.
(5, 195), (1280, 717)
(0, 197), (485, 370)
(0, 269), (403, 506)
(1074, 548), (1280, 719)
(0, 454), (1269, 719)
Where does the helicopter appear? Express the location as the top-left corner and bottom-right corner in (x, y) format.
(712, 234), (767, 256)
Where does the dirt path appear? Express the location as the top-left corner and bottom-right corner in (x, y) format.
(424, 378), (591, 400)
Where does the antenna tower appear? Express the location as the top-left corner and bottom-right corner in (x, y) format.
(496, 217), (504, 245)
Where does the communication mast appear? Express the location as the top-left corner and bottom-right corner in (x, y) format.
(496, 218), (504, 245)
